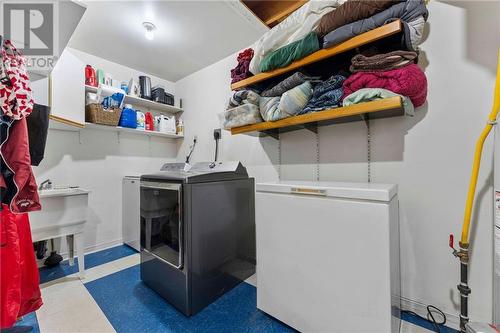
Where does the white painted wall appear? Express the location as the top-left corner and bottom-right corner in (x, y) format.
(69, 47), (176, 99)
(33, 49), (180, 253)
(174, 1), (500, 326)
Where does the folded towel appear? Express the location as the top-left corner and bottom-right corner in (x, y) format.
(350, 51), (418, 73)
(227, 90), (260, 110)
(261, 72), (321, 97)
(342, 64), (427, 107)
(301, 74), (346, 114)
(259, 32), (320, 73)
(342, 88), (414, 115)
(260, 82), (313, 121)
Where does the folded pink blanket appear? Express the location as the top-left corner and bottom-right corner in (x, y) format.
(343, 64), (427, 107)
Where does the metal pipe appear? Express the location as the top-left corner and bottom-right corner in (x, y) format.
(458, 254), (470, 333)
(454, 50), (500, 331)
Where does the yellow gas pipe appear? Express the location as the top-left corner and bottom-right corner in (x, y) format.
(455, 50), (500, 332)
(461, 51), (500, 247)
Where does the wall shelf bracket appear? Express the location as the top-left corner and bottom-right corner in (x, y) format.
(263, 129), (280, 140)
(303, 123), (318, 134)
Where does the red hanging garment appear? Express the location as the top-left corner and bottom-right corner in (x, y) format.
(0, 205), (43, 329)
(0, 204), (21, 328)
(0, 117), (41, 214)
(0, 40), (34, 120)
(16, 210), (42, 317)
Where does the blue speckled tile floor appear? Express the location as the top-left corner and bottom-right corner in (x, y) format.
(85, 264), (295, 333)
(16, 244), (458, 333)
(38, 244), (137, 284)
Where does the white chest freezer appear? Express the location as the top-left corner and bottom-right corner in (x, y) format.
(256, 181), (400, 333)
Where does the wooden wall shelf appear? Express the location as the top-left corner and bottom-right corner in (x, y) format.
(230, 97), (403, 138)
(241, 0), (307, 28)
(230, 20), (402, 90)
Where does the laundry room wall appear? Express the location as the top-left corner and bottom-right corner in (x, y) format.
(174, 1), (500, 327)
(33, 48), (180, 254)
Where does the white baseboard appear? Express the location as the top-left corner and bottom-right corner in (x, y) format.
(401, 296), (460, 331)
(84, 238), (125, 255)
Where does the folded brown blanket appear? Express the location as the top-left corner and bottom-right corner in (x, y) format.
(316, 0), (402, 37)
(350, 51), (418, 73)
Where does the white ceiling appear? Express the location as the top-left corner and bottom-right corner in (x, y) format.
(69, 1), (267, 82)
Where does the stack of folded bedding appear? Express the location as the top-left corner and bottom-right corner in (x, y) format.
(230, 48), (254, 84)
(322, 0), (429, 51)
(341, 49), (427, 110)
(223, 0), (430, 129)
(301, 74), (346, 114)
(343, 63), (427, 107)
(219, 90), (263, 129)
(259, 31), (320, 73)
(249, 0), (346, 75)
(316, 0), (403, 37)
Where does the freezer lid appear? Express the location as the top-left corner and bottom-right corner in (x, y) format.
(256, 181), (397, 202)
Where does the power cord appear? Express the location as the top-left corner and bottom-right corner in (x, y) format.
(402, 305), (447, 333)
(185, 136), (197, 164)
(213, 129), (221, 163)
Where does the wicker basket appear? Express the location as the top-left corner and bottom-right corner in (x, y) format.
(85, 104), (122, 126)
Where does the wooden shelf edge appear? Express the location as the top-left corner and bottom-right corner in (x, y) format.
(264, 1), (308, 26)
(84, 122), (183, 139)
(231, 20), (402, 90)
(49, 115), (85, 128)
(230, 96), (403, 135)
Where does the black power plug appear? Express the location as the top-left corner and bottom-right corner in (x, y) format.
(213, 129), (221, 165)
(213, 128), (221, 140)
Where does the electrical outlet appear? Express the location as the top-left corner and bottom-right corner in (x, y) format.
(213, 129), (221, 140)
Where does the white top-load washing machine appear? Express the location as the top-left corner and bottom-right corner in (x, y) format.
(256, 181), (400, 333)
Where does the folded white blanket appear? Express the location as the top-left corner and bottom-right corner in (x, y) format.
(249, 0), (345, 75)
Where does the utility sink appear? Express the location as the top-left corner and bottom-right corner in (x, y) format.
(38, 188), (90, 198)
(30, 187), (90, 278)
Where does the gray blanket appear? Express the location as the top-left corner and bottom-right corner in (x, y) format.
(261, 72), (320, 97)
(322, 0), (428, 51)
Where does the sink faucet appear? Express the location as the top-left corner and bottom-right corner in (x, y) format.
(39, 179), (52, 190)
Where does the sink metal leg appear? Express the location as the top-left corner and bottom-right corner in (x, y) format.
(66, 235), (75, 266)
(75, 232), (85, 279)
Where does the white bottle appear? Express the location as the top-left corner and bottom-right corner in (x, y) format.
(177, 119), (184, 136)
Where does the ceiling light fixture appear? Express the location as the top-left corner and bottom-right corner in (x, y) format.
(143, 22), (156, 41)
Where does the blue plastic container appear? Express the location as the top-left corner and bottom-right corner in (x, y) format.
(119, 105), (137, 128)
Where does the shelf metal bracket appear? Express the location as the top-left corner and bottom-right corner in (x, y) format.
(78, 130), (82, 145)
(360, 113), (371, 183)
(263, 129), (280, 140)
(117, 131), (121, 144)
(304, 123), (318, 134)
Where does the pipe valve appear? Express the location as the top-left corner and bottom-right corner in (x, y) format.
(449, 234), (458, 257)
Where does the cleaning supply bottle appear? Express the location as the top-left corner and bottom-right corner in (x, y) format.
(145, 112), (154, 131)
(85, 65), (97, 87)
(136, 110), (145, 130)
(177, 119), (184, 136)
(119, 104), (137, 129)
